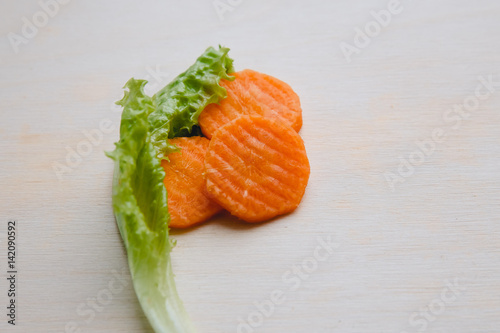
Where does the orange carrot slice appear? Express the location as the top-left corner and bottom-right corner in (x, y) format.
(199, 69), (302, 139)
(162, 137), (223, 228)
(204, 115), (310, 223)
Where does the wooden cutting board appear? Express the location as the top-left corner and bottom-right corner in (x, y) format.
(1, 1), (499, 332)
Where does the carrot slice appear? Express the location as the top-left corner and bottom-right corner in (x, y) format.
(199, 69), (302, 139)
(204, 115), (310, 223)
(162, 137), (223, 228)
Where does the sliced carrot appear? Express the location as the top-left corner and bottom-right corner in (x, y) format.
(204, 115), (310, 223)
(162, 137), (223, 228)
(199, 69), (302, 139)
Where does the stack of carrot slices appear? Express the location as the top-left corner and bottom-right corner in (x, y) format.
(162, 69), (310, 228)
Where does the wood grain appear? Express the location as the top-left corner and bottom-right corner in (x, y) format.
(1, 0), (499, 332)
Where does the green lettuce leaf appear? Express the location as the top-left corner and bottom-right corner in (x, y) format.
(107, 46), (235, 332)
(107, 78), (195, 333)
(149, 46), (234, 159)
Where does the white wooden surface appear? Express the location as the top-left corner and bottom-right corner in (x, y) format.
(1, 1), (500, 332)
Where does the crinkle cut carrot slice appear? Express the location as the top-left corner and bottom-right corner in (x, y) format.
(204, 115), (310, 223)
(162, 137), (223, 228)
(199, 69), (302, 138)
